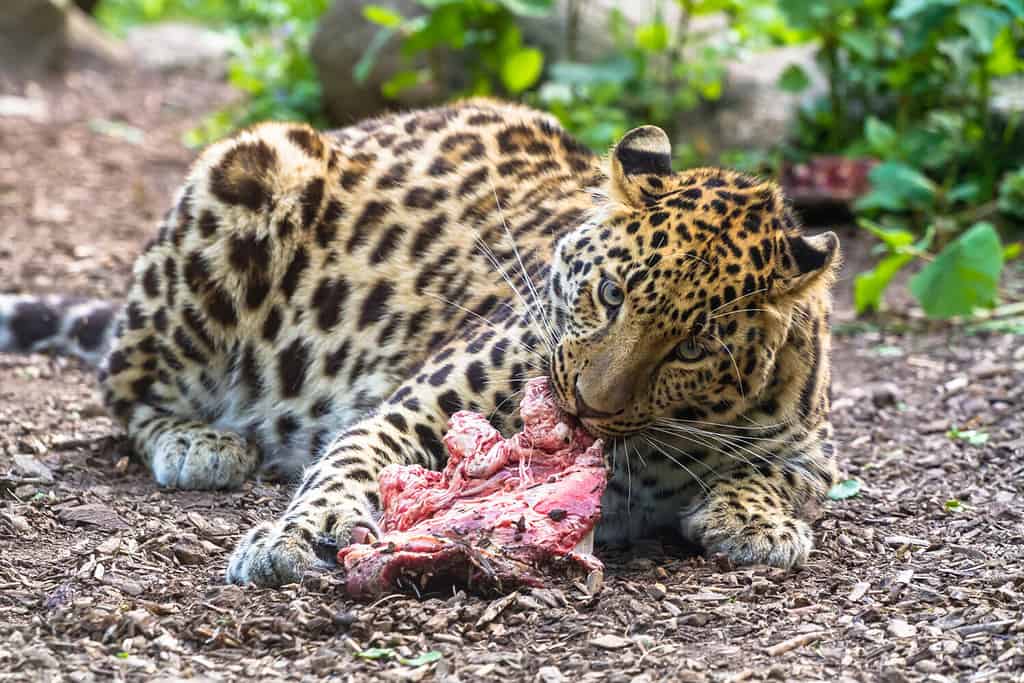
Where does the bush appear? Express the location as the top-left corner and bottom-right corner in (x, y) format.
(774, 0), (1024, 318)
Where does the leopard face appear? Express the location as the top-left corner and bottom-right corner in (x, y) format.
(547, 126), (838, 439)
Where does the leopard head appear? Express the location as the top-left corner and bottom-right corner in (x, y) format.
(547, 125), (839, 439)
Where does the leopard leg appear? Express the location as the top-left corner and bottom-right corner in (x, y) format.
(679, 443), (837, 569)
(226, 386), (446, 586)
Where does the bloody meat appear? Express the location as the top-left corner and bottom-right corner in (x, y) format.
(336, 377), (606, 598)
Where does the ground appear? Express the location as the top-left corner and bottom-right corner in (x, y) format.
(1, 62), (1022, 683)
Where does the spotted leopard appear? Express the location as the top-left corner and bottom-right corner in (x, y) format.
(0, 98), (839, 586)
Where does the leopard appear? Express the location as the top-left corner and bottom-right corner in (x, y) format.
(0, 98), (839, 587)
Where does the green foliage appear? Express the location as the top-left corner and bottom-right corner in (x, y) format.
(777, 0), (1024, 318)
(909, 222), (1004, 318)
(357, 0), (555, 100)
(826, 479), (862, 500)
(947, 426), (990, 446)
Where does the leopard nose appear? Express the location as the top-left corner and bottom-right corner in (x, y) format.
(574, 381), (621, 420)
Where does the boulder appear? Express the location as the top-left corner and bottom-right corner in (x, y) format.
(124, 21), (233, 76)
(679, 44), (826, 158)
(311, 0), (438, 124)
(0, 0), (69, 78)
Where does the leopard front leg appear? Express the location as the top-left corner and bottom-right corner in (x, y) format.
(226, 386), (449, 586)
(679, 449), (837, 569)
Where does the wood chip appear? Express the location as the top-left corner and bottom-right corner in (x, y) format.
(589, 634), (632, 650)
(888, 619), (917, 638)
(848, 581), (870, 602)
(763, 631), (825, 656)
(884, 535), (929, 548)
(57, 503), (129, 530)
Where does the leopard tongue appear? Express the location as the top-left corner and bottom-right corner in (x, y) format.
(573, 528), (595, 555)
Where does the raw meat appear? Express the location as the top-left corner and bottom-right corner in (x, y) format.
(336, 377), (606, 598)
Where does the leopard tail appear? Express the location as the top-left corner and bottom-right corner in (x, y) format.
(0, 294), (119, 367)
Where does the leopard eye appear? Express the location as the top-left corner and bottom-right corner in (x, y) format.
(674, 337), (706, 362)
(598, 279), (624, 308)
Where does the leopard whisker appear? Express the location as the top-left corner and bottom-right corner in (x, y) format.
(709, 287), (767, 314)
(709, 332), (745, 402)
(423, 292), (546, 365)
(640, 434), (712, 495)
(489, 176), (559, 352)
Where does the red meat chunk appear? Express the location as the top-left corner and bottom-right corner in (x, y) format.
(337, 378), (606, 598)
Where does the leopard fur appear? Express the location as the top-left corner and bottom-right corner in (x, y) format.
(0, 99), (839, 586)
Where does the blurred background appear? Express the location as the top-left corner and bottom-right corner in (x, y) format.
(1, 0), (1023, 321)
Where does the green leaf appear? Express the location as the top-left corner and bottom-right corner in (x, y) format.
(363, 5), (404, 28)
(501, 47), (544, 93)
(891, 0), (958, 21)
(353, 27), (395, 84)
(854, 253), (913, 314)
(381, 70), (423, 98)
(855, 161), (938, 212)
(957, 6), (1011, 55)
(947, 426), (990, 446)
(827, 479), (862, 501)
(777, 63), (811, 93)
(498, 0), (555, 17)
(988, 27), (1019, 76)
(909, 222), (1004, 319)
(1004, 243), (1022, 260)
(635, 22), (670, 52)
(948, 181), (981, 204)
(397, 651), (443, 667)
(1000, 0), (1024, 19)
(944, 499), (964, 512)
(357, 648), (395, 661)
(864, 117), (898, 158)
(549, 58), (634, 86)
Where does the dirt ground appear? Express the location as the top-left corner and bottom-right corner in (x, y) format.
(1, 61), (1022, 683)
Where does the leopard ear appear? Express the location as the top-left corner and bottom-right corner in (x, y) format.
(774, 231), (840, 295)
(609, 126), (672, 206)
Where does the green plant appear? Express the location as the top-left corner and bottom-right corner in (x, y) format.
(535, 0), (742, 154)
(775, 0), (1024, 318)
(357, 0), (554, 101)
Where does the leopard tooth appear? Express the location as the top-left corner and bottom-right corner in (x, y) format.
(573, 528), (595, 555)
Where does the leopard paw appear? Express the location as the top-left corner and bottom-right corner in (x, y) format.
(226, 511), (381, 587)
(150, 430), (259, 490)
(681, 505), (813, 569)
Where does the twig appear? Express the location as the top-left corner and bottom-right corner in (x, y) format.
(764, 631), (826, 656)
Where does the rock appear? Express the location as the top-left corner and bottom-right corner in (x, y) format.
(0, 0), (68, 78)
(124, 21), (233, 75)
(677, 43), (825, 157)
(311, 0), (437, 124)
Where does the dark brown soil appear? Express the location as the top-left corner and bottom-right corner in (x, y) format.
(1, 62), (1022, 682)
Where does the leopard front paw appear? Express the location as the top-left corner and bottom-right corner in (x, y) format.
(681, 505), (813, 570)
(226, 521), (317, 587)
(226, 511), (382, 587)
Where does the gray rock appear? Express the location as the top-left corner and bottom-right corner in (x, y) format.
(0, 0), (69, 78)
(678, 44), (826, 157)
(125, 21), (233, 75)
